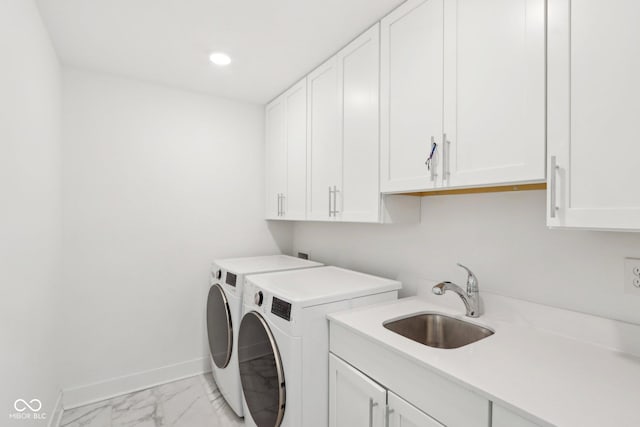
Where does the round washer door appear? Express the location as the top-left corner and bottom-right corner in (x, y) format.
(206, 284), (233, 368)
(238, 311), (286, 427)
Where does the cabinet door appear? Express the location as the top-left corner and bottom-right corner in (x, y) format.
(443, 0), (545, 188)
(265, 96), (286, 219)
(547, 0), (640, 231)
(307, 57), (340, 221)
(380, 0), (444, 193)
(283, 79), (307, 220)
(329, 354), (386, 427)
(388, 392), (444, 427)
(492, 404), (541, 427)
(337, 24), (381, 222)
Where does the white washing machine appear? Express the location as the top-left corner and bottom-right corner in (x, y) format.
(237, 266), (401, 427)
(206, 255), (322, 417)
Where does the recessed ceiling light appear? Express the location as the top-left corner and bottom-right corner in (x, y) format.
(209, 52), (231, 66)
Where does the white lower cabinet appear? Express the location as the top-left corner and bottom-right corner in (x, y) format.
(388, 392), (444, 427)
(330, 323), (490, 427)
(492, 404), (542, 427)
(329, 354), (386, 427)
(330, 354), (444, 427)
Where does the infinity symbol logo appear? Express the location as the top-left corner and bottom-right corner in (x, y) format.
(14, 399), (42, 412)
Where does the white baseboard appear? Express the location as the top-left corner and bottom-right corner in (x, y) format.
(48, 390), (64, 427)
(62, 356), (211, 410)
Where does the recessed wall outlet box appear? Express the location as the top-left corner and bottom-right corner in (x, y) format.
(624, 258), (640, 295)
(298, 252), (309, 260)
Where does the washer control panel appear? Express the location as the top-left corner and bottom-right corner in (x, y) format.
(225, 272), (237, 287)
(271, 297), (292, 321)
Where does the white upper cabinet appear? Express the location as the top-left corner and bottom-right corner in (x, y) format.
(264, 79), (308, 220)
(268, 23), (419, 223)
(307, 56), (340, 221)
(547, 0), (640, 231)
(380, 0), (444, 193)
(265, 96), (287, 219)
(380, 0), (545, 194)
(338, 24), (381, 222)
(284, 80), (308, 220)
(305, 24), (419, 223)
(443, 0), (546, 188)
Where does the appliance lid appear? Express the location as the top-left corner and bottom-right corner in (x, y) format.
(213, 254), (322, 275)
(247, 266), (402, 307)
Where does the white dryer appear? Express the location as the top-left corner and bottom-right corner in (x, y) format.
(237, 266), (401, 427)
(206, 255), (322, 417)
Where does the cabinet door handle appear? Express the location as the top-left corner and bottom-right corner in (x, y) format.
(386, 406), (395, 426)
(550, 156), (559, 218)
(428, 136), (438, 182)
(443, 133), (451, 182)
(332, 185), (339, 216)
(277, 194), (281, 216)
(281, 193), (285, 217)
(328, 186), (333, 217)
(368, 398), (378, 427)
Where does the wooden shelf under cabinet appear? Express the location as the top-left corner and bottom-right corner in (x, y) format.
(398, 183), (546, 197)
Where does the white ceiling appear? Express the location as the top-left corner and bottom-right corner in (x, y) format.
(36, 0), (405, 104)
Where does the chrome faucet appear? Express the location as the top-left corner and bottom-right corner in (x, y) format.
(432, 263), (480, 318)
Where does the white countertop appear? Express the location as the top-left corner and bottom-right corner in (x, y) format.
(328, 296), (640, 427)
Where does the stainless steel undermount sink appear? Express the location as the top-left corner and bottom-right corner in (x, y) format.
(383, 313), (494, 349)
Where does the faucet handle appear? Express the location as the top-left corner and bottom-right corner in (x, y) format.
(456, 263), (478, 292)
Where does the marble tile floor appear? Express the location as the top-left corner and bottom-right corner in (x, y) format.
(60, 374), (244, 427)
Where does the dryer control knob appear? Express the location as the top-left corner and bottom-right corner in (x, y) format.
(215, 270), (222, 280)
(254, 291), (264, 306)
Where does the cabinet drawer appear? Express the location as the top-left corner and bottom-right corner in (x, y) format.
(330, 322), (490, 427)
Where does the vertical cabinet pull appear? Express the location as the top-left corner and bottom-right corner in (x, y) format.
(550, 156), (559, 218)
(327, 186), (340, 218)
(428, 136), (438, 182)
(280, 193), (285, 217)
(443, 132), (451, 182)
(276, 193), (285, 217)
(386, 406), (395, 426)
(368, 398), (378, 427)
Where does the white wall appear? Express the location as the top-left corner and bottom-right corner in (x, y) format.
(61, 68), (292, 405)
(0, 0), (62, 424)
(293, 191), (640, 325)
